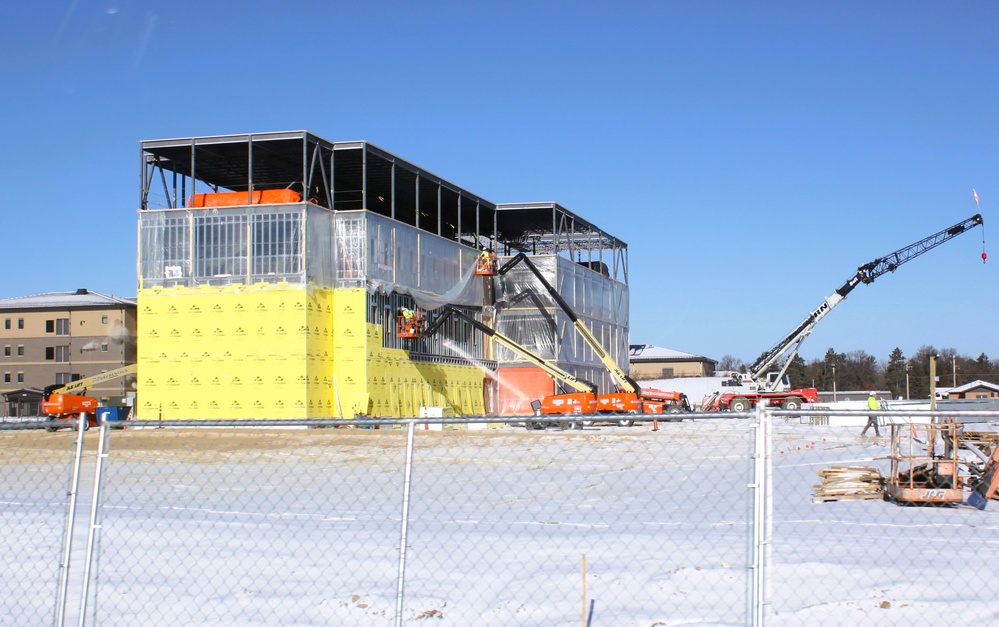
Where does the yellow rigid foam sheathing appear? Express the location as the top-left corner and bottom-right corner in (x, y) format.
(139, 284), (320, 419)
(331, 289), (369, 417)
(139, 284), (487, 420)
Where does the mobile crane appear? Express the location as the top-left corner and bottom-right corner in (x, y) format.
(496, 254), (691, 418)
(41, 364), (137, 430)
(716, 213), (985, 412)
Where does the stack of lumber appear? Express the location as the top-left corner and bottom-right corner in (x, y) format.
(813, 465), (884, 503)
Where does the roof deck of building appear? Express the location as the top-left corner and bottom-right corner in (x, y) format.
(140, 131), (627, 278)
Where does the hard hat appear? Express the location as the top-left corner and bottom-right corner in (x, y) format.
(869, 391), (876, 396)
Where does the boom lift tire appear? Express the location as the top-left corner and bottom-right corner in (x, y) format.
(618, 410), (638, 427)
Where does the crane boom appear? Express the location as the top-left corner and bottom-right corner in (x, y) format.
(750, 213), (984, 390)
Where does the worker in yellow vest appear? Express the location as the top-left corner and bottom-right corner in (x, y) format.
(861, 391), (881, 437)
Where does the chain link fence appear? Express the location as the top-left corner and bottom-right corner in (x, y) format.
(3, 408), (998, 626)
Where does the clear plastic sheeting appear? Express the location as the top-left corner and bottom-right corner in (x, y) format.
(305, 205), (337, 288)
(336, 211), (484, 302)
(493, 254), (629, 396)
(333, 211), (366, 287)
(139, 206), (308, 289)
(377, 264), (480, 311)
(140, 206), (485, 302)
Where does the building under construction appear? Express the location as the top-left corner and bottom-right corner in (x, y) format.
(137, 131), (629, 419)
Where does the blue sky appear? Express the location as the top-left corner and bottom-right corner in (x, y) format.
(1, 1), (995, 365)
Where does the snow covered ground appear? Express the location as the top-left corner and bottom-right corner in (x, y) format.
(4, 418), (999, 626)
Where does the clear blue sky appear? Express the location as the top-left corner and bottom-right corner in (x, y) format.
(1, 1), (995, 365)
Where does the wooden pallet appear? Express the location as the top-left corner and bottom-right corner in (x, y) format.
(813, 465), (884, 503)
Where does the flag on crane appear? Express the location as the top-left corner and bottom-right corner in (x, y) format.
(975, 190), (987, 263)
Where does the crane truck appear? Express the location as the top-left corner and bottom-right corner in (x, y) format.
(715, 213), (984, 412)
(40, 364), (137, 430)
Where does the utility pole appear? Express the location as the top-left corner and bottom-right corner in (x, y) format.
(929, 355), (937, 412)
(905, 362), (910, 401)
(832, 364), (837, 402)
(953, 355), (957, 387)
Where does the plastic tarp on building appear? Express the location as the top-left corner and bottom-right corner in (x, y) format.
(139, 206), (483, 306)
(493, 255), (629, 396)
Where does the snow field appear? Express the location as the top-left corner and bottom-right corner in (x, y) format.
(4, 419), (999, 626)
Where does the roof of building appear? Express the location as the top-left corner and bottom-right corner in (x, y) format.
(949, 379), (999, 394)
(628, 344), (716, 363)
(1, 388), (44, 401)
(0, 289), (136, 311)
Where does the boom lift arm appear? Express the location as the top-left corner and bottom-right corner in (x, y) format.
(424, 306), (596, 395)
(45, 364), (138, 396)
(497, 253), (640, 395)
(749, 214), (984, 391)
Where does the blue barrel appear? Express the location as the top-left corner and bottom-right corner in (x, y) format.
(97, 407), (123, 425)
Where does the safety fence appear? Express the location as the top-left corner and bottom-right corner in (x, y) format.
(2, 407), (998, 626)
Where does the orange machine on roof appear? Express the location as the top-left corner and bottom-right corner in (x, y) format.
(188, 189), (302, 208)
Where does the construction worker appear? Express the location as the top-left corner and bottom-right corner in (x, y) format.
(398, 307), (417, 337)
(477, 248), (495, 274)
(861, 391), (881, 437)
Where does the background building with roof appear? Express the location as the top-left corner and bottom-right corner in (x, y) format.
(0, 289), (136, 416)
(137, 131), (629, 418)
(628, 344), (717, 380)
(947, 380), (999, 399)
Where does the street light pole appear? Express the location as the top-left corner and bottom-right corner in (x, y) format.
(905, 363), (910, 401)
(832, 364), (837, 402)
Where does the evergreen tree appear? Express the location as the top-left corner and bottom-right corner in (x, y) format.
(974, 353), (994, 382)
(883, 347), (907, 400)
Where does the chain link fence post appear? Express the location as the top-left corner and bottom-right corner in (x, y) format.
(78, 421), (111, 626)
(394, 420), (417, 627)
(54, 412), (90, 627)
(750, 402), (773, 627)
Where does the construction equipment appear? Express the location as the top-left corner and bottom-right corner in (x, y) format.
(396, 308), (426, 339)
(497, 254), (691, 418)
(716, 213), (985, 412)
(475, 250), (498, 276)
(40, 364), (137, 430)
(886, 422), (999, 508)
(423, 305), (599, 419)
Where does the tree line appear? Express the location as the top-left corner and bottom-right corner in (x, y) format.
(717, 346), (999, 400)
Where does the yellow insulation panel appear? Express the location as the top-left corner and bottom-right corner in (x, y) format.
(138, 283), (327, 419)
(138, 284), (486, 419)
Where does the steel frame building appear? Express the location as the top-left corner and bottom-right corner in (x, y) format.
(137, 131), (629, 418)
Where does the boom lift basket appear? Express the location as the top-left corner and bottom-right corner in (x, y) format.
(474, 252), (497, 276)
(396, 310), (426, 339)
